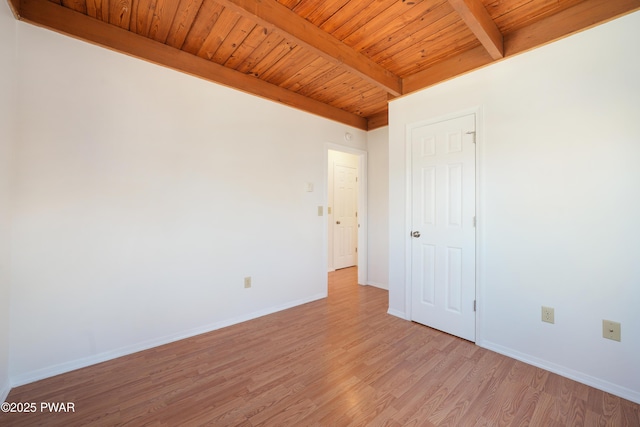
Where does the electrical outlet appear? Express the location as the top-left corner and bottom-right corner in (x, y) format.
(244, 277), (252, 289)
(541, 306), (554, 324)
(603, 320), (621, 342)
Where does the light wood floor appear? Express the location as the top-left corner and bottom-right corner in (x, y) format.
(2, 267), (638, 426)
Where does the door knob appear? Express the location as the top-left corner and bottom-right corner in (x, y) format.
(336, 221), (341, 224)
(412, 231), (421, 238)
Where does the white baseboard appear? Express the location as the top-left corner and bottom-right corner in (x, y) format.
(479, 340), (640, 405)
(366, 281), (388, 290)
(387, 308), (409, 320)
(11, 293), (327, 388)
(0, 380), (10, 403)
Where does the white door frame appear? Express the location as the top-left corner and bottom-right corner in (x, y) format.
(404, 107), (483, 341)
(325, 143), (368, 286)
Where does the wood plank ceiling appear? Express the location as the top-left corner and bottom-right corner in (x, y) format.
(7, 0), (640, 130)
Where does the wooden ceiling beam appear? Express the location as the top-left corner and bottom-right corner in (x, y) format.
(7, 0), (21, 18)
(216, 0), (403, 97)
(405, 0), (640, 94)
(16, 0), (368, 130)
(367, 110), (389, 131)
(403, 45), (493, 94)
(447, 0), (504, 59)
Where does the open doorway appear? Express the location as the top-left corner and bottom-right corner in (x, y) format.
(328, 150), (358, 270)
(326, 146), (367, 286)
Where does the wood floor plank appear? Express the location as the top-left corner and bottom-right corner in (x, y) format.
(1, 266), (639, 426)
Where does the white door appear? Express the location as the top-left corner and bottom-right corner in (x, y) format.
(410, 113), (476, 341)
(334, 164), (358, 269)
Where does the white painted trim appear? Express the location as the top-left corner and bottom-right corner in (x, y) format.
(10, 293), (326, 387)
(404, 107), (483, 341)
(325, 143), (368, 286)
(479, 340), (640, 405)
(0, 382), (10, 403)
(474, 107), (486, 345)
(387, 308), (410, 320)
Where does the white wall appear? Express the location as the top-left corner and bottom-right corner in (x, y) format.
(0, 0), (16, 403)
(366, 127), (389, 289)
(389, 11), (640, 403)
(9, 22), (366, 385)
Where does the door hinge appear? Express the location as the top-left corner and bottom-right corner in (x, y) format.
(473, 300), (476, 312)
(466, 131), (476, 144)
(473, 216), (476, 227)
(355, 247), (358, 253)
